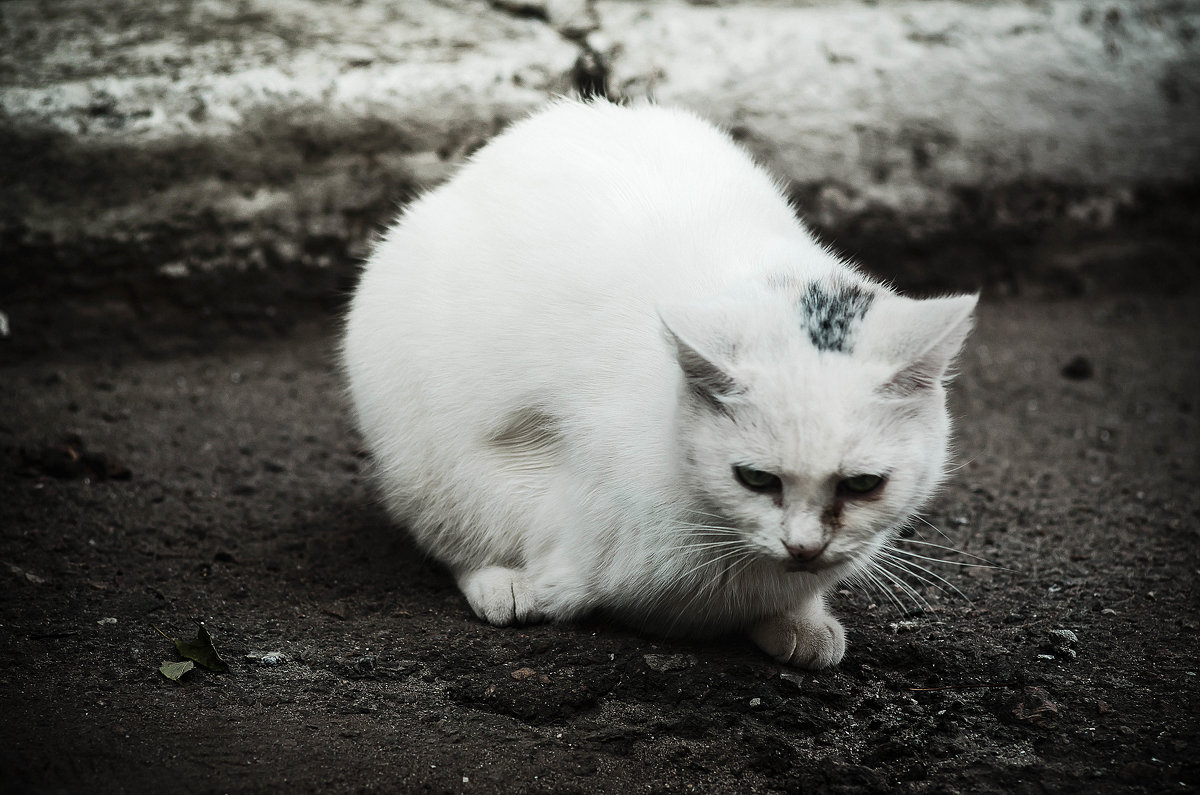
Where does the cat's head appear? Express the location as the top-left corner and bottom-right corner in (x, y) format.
(661, 276), (977, 577)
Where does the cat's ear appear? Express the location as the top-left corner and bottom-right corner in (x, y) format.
(868, 293), (978, 397)
(658, 308), (743, 411)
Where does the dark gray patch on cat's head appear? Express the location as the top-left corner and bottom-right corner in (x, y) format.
(766, 271), (802, 294)
(798, 282), (875, 353)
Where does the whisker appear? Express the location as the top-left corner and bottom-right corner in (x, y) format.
(870, 561), (934, 612)
(886, 546), (1000, 570)
(726, 553), (758, 585)
(877, 551), (971, 602)
(663, 539), (747, 554)
(943, 457), (975, 474)
(676, 508), (737, 525)
(674, 546), (750, 583)
(664, 547), (753, 636)
(857, 565), (914, 615)
(914, 514), (954, 542)
(854, 568), (897, 611)
(874, 557), (944, 607)
(663, 523), (744, 536)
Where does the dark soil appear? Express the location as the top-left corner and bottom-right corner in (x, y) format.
(2, 269), (1199, 792)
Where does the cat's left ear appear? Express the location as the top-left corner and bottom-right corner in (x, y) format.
(865, 293), (979, 397)
(658, 307), (743, 411)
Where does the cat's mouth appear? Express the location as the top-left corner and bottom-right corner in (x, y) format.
(783, 556), (839, 574)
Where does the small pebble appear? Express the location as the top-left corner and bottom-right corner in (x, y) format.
(1061, 355), (1094, 380)
(246, 650), (288, 666)
(643, 653), (697, 672)
(1044, 629), (1079, 659)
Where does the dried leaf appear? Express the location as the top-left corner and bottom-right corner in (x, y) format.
(154, 621), (230, 673)
(159, 660), (194, 682)
(1010, 686), (1058, 727)
(174, 622), (230, 672)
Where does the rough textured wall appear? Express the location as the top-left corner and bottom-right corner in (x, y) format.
(1, 0), (1198, 351)
(601, 1), (1200, 224)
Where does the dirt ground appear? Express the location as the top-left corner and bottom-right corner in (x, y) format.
(2, 250), (1199, 792)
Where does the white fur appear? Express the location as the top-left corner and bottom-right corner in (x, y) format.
(341, 99), (976, 668)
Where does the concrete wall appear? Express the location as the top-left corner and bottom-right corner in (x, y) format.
(601, 1), (1200, 225)
(2, 0), (1198, 341)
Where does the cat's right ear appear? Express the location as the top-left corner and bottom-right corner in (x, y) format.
(658, 309), (743, 412)
(869, 293), (978, 397)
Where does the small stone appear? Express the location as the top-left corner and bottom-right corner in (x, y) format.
(749, 697), (762, 708)
(778, 670), (806, 689)
(97, 617), (117, 625)
(1045, 629), (1079, 659)
(245, 650), (288, 666)
(1061, 355), (1094, 380)
(643, 653), (698, 672)
(1010, 686), (1058, 726)
(8, 564), (47, 585)
(511, 667), (537, 681)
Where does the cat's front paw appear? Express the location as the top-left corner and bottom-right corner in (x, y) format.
(456, 566), (545, 626)
(749, 611), (846, 669)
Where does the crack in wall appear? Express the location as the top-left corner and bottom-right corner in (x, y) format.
(489, 0), (611, 98)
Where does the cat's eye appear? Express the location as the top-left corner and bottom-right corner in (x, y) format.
(734, 465), (782, 493)
(838, 473), (885, 497)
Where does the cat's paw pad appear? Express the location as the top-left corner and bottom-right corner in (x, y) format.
(749, 612), (846, 669)
(457, 566), (545, 626)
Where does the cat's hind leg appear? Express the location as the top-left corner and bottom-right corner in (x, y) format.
(456, 566), (546, 626)
(749, 602), (846, 669)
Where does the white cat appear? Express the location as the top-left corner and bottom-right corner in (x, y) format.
(341, 99), (976, 669)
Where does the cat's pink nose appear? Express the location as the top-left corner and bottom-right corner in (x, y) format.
(784, 541), (827, 562)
